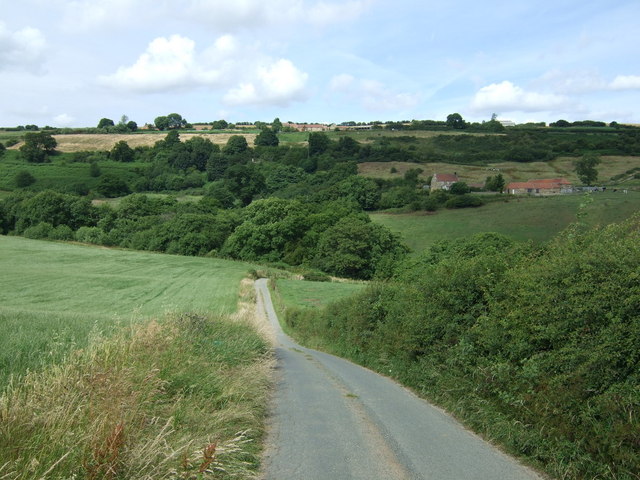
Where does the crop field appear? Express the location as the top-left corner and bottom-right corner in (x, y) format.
(0, 235), (256, 385)
(359, 155), (640, 186)
(6, 132), (259, 152)
(371, 190), (640, 253)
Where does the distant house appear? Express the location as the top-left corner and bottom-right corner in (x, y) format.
(284, 122), (332, 132)
(506, 178), (573, 196)
(431, 173), (459, 191)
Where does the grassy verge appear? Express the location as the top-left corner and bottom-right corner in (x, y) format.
(372, 191), (640, 253)
(0, 307), (272, 479)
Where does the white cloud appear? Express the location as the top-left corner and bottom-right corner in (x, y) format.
(0, 22), (47, 72)
(100, 34), (308, 107)
(53, 113), (75, 126)
(329, 73), (355, 91)
(61, 0), (142, 32)
(182, 0), (372, 31)
(100, 35), (200, 92)
(536, 70), (607, 94)
(471, 81), (571, 113)
(223, 59), (308, 106)
(329, 74), (420, 112)
(307, 1), (373, 27)
(610, 75), (640, 90)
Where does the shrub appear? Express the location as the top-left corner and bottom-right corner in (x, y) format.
(75, 226), (105, 244)
(49, 224), (74, 240)
(23, 221), (53, 239)
(14, 170), (36, 188)
(445, 194), (483, 208)
(302, 271), (331, 282)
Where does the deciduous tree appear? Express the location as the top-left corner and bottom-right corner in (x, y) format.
(574, 154), (600, 185)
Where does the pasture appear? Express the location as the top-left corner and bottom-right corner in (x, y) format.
(271, 278), (366, 310)
(0, 150), (142, 191)
(371, 190), (640, 253)
(0, 235), (255, 385)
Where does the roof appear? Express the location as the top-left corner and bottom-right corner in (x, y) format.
(434, 173), (459, 182)
(507, 178), (572, 190)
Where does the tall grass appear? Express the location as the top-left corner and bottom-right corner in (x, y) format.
(0, 308), (272, 479)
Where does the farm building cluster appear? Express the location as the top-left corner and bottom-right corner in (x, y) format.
(430, 173), (609, 196)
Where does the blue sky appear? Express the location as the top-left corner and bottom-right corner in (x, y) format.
(1, 0), (639, 127)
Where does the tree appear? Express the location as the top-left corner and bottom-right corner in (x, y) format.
(97, 118), (115, 129)
(308, 132), (331, 156)
(154, 116), (170, 130)
(254, 128), (279, 147)
(110, 140), (134, 162)
(485, 173), (505, 192)
(0, 142), (5, 157)
(446, 113), (467, 129)
(223, 135), (249, 155)
(167, 113), (186, 129)
(126, 120), (138, 132)
(574, 154), (600, 185)
(96, 174), (131, 197)
(449, 181), (471, 195)
(15, 170), (36, 188)
(313, 214), (407, 279)
(19, 132), (57, 163)
(89, 162), (101, 177)
(272, 117), (283, 133)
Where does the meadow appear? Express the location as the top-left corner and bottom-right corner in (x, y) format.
(372, 190), (640, 253)
(0, 235), (256, 385)
(0, 150), (142, 192)
(270, 278), (366, 310)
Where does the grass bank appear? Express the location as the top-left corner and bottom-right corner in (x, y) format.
(0, 308), (272, 479)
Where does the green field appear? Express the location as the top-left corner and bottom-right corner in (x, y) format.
(0, 150), (142, 192)
(0, 236), (255, 384)
(272, 278), (366, 310)
(372, 191), (640, 253)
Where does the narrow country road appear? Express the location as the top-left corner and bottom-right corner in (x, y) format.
(256, 279), (544, 480)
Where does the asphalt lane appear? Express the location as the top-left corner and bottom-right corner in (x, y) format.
(256, 279), (544, 480)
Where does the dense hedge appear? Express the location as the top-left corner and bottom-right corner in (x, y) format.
(283, 221), (640, 479)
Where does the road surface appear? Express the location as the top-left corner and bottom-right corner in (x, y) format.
(256, 278), (544, 480)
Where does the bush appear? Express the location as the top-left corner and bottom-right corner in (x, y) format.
(14, 170), (36, 188)
(445, 194), (483, 208)
(23, 221), (53, 239)
(302, 271), (331, 282)
(49, 224), (74, 240)
(75, 226), (105, 244)
(96, 174), (130, 198)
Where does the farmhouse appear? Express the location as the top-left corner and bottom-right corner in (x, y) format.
(284, 122), (332, 132)
(506, 178), (573, 196)
(430, 173), (459, 191)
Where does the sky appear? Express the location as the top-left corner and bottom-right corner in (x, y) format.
(1, 0), (639, 128)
